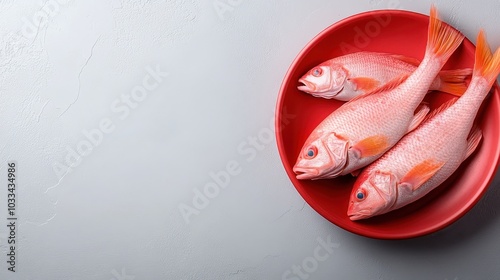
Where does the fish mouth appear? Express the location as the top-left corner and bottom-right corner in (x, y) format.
(347, 209), (372, 221)
(293, 167), (319, 180)
(298, 79), (315, 92)
(298, 79), (343, 99)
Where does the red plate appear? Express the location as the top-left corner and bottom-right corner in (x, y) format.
(275, 9), (500, 239)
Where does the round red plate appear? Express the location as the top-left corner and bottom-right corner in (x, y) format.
(275, 9), (500, 239)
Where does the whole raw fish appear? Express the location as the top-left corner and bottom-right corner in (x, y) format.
(293, 6), (464, 180)
(348, 30), (500, 220)
(298, 52), (471, 101)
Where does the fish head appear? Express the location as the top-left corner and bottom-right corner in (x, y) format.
(347, 170), (398, 220)
(298, 62), (348, 98)
(293, 132), (349, 180)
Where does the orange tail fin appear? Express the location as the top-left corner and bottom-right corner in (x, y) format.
(474, 30), (500, 87)
(437, 68), (472, 96)
(426, 5), (464, 62)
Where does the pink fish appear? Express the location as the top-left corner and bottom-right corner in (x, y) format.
(347, 30), (500, 220)
(293, 6), (464, 180)
(298, 52), (471, 101)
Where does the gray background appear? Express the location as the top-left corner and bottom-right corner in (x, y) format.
(0, 0), (499, 279)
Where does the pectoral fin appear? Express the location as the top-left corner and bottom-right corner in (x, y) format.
(400, 159), (445, 191)
(349, 77), (380, 92)
(351, 135), (390, 159)
(348, 75), (408, 103)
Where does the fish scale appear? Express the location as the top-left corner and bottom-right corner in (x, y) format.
(317, 89), (412, 142)
(298, 50), (471, 101)
(293, 6), (465, 180)
(336, 52), (420, 81)
(348, 30), (500, 220)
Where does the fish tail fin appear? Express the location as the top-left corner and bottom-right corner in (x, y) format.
(425, 5), (464, 64)
(437, 68), (472, 96)
(474, 30), (500, 87)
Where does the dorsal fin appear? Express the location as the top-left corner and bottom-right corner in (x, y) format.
(465, 125), (482, 159)
(390, 54), (421, 67)
(421, 98), (458, 123)
(406, 104), (430, 133)
(348, 74), (409, 104)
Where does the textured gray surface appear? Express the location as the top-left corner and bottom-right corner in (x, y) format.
(0, 0), (499, 279)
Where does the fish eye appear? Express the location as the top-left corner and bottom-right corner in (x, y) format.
(305, 146), (317, 159)
(356, 190), (366, 201)
(312, 68), (323, 77)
